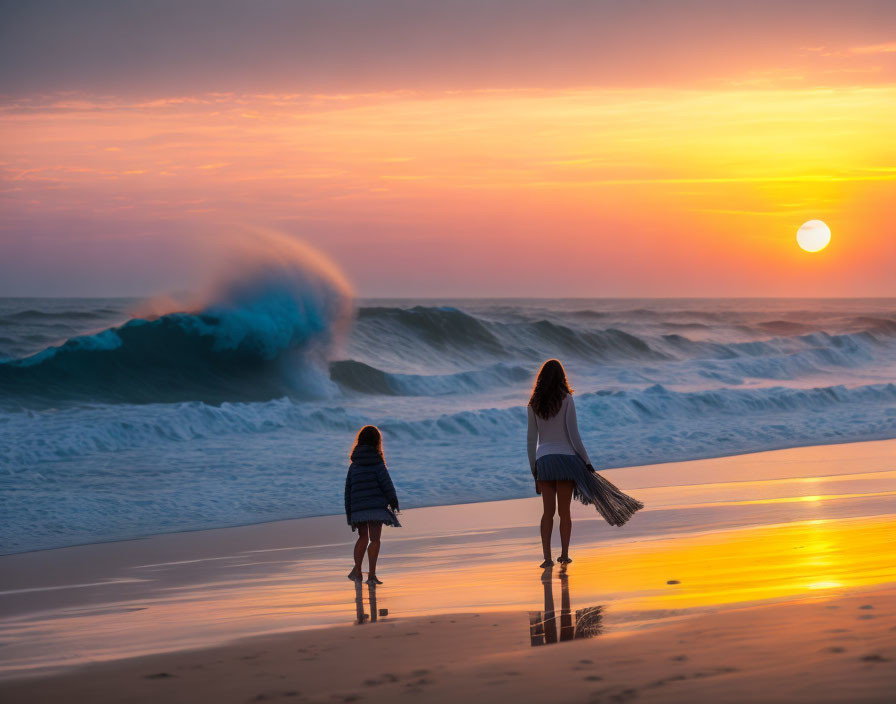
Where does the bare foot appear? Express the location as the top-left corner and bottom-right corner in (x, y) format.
(366, 575), (383, 585)
(347, 568), (362, 581)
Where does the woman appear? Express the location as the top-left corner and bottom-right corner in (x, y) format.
(345, 425), (401, 584)
(527, 359), (642, 567)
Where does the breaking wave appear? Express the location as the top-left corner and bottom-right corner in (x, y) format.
(0, 235), (352, 405)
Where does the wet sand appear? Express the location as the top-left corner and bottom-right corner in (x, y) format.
(2, 589), (894, 703)
(1, 439), (895, 701)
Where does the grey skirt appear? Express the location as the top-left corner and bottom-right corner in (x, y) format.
(535, 453), (644, 528)
(535, 453), (584, 482)
(350, 507), (401, 530)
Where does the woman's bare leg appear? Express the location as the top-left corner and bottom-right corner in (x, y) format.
(367, 522), (383, 577)
(557, 480), (574, 559)
(353, 523), (369, 575)
(539, 481), (557, 563)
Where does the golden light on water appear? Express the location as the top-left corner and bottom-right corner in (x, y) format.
(796, 220), (832, 252)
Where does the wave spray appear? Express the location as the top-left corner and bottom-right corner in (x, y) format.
(0, 229), (354, 405)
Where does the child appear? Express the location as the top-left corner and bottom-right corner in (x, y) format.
(345, 425), (401, 584)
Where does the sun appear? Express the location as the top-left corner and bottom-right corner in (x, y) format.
(796, 220), (831, 252)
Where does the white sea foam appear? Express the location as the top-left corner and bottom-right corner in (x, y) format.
(2, 297), (895, 553)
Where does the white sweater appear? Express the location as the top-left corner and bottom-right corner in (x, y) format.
(526, 394), (591, 476)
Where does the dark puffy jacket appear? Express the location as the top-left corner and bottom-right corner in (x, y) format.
(344, 445), (399, 521)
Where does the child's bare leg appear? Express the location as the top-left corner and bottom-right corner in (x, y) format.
(351, 523), (369, 577)
(367, 522), (382, 578)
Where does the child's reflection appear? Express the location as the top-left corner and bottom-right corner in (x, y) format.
(529, 568), (603, 646)
(354, 580), (386, 624)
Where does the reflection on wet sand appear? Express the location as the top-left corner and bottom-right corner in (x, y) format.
(354, 582), (388, 625)
(529, 568), (603, 646)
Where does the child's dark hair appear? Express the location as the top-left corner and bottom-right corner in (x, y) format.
(353, 425), (384, 458)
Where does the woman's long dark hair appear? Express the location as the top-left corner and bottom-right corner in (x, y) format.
(529, 359), (573, 419)
(352, 424), (384, 458)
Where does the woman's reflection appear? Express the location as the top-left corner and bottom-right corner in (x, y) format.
(529, 568), (603, 646)
(354, 581), (387, 624)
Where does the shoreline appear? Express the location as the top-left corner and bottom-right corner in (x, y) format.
(4, 434), (894, 558)
(1, 438), (894, 700)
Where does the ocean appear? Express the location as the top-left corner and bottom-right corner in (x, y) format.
(2, 285), (895, 553)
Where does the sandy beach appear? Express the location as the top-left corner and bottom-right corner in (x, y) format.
(1, 439), (894, 702)
(3, 590), (894, 703)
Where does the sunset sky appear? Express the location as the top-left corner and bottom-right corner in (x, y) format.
(1, 0), (894, 297)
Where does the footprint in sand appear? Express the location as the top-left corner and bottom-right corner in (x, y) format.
(252, 693), (300, 702)
(859, 604), (873, 610)
(403, 678), (434, 694)
(669, 654), (688, 662)
(647, 674), (687, 688)
(144, 672), (176, 679)
(860, 654), (891, 663)
(590, 685), (638, 703)
(821, 647), (845, 654)
(691, 667), (739, 679)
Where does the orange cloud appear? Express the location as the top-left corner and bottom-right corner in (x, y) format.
(1, 86), (894, 296)
(851, 42), (896, 54)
